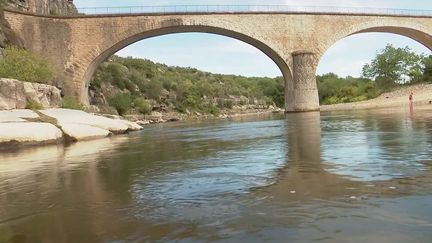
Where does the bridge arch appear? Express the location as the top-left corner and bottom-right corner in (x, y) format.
(318, 21), (432, 60)
(81, 25), (293, 105)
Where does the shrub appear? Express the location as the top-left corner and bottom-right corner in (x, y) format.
(352, 95), (368, 102)
(134, 97), (152, 115)
(203, 105), (220, 115)
(63, 96), (85, 110)
(25, 99), (43, 110)
(0, 46), (54, 84)
(108, 93), (133, 115)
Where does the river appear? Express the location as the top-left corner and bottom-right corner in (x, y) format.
(1, 107), (432, 242)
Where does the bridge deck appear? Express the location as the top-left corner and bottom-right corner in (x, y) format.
(66, 5), (432, 17)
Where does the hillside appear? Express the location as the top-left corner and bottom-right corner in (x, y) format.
(89, 56), (285, 116)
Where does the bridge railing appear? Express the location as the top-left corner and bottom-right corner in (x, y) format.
(65, 5), (432, 17)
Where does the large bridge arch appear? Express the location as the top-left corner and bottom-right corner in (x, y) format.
(4, 9), (432, 112)
(317, 21), (432, 61)
(82, 25), (293, 106)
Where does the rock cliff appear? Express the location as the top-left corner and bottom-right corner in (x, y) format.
(5, 0), (77, 15)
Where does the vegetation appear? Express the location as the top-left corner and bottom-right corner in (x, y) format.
(319, 45), (432, 104)
(25, 99), (43, 110)
(62, 96), (84, 110)
(134, 97), (152, 115)
(317, 73), (378, 104)
(92, 55), (284, 115)
(107, 93), (134, 115)
(90, 44), (432, 114)
(362, 44), (431, 89)
(0, 46), (54, 84)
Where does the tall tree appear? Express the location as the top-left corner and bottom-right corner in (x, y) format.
(362, 44), (424, 89)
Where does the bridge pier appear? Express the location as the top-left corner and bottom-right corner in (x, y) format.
(285, 52), (320, 112)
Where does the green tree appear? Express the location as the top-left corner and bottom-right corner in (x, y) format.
(422, 55), (432, 82)
(362, 44), (424, 89)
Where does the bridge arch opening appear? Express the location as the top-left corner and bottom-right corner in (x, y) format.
(317, 27), (432, 106)
(82, 26), (291, 108)
(85, 27), (288, 114)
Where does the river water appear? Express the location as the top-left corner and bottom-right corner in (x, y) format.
(1, 108), (432, 242)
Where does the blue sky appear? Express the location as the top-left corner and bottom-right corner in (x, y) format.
(74, 0), (432, 78)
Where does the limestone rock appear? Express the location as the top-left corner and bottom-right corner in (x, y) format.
(118, 120), (143, 131)
(40, 108), (130, 133)
(0, 122), (63, 144)
(0, 109), (39, 122)
(0, 79), (26, 109)
(98, 113), (143, 131)
(23, 82), (62, 108)
(0, 79), (62, 110)
(59, 123), (111, 141)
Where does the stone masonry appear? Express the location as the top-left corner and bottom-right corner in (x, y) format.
(3, 10), (432, 111)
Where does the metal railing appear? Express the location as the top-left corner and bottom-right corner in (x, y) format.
(66, 5), (432, 17)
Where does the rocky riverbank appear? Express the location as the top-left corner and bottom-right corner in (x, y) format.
(0, 108), (143, 148)
(0, 107), (284, 148)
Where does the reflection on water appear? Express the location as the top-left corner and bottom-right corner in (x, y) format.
(1, 108), (432, 242)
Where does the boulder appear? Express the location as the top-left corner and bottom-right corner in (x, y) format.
(59, 123), (111, 141)
(0, 79), (62, 110)
(0, 122), (63, 144)
(0, 79), (26, 109)
(40, 108), (130, 133)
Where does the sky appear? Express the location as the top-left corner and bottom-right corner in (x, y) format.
(74, 0), (432, 78)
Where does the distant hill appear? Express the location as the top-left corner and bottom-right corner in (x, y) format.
(90, 56), (285, 116)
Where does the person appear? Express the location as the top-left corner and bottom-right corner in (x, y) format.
(409, 92), (413, 103)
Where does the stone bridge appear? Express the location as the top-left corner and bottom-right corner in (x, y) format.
(3, 9), (432, 111)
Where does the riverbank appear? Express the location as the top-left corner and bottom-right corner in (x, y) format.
(118, 106), (284, 125)
(0, 109), (143, 148)
(0, 107), (284, 148)
(321, 83), (432, 111)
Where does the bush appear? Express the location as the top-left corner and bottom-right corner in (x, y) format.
(0, 46), (54, 84)
(25, 99), (43, 110)
(352, 95), (368, 102)
(134, 97), (152, 115)
(202, 104), (220, 115)
(108, 93), (133, 115)
(63, 96), (84, 110)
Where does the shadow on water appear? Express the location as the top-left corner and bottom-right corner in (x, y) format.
(1, 108), (432, 242)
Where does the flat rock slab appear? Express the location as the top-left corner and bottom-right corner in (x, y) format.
(0, 109), (39, 122)
(40, 108), (129, 133)
(59, 123), (111, 141)
(116, 120), (143, 131)
(0, 122), (63, 143)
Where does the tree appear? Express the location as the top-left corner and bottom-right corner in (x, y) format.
(362, 44), (424, 89)
(422, 55), (432, 82)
